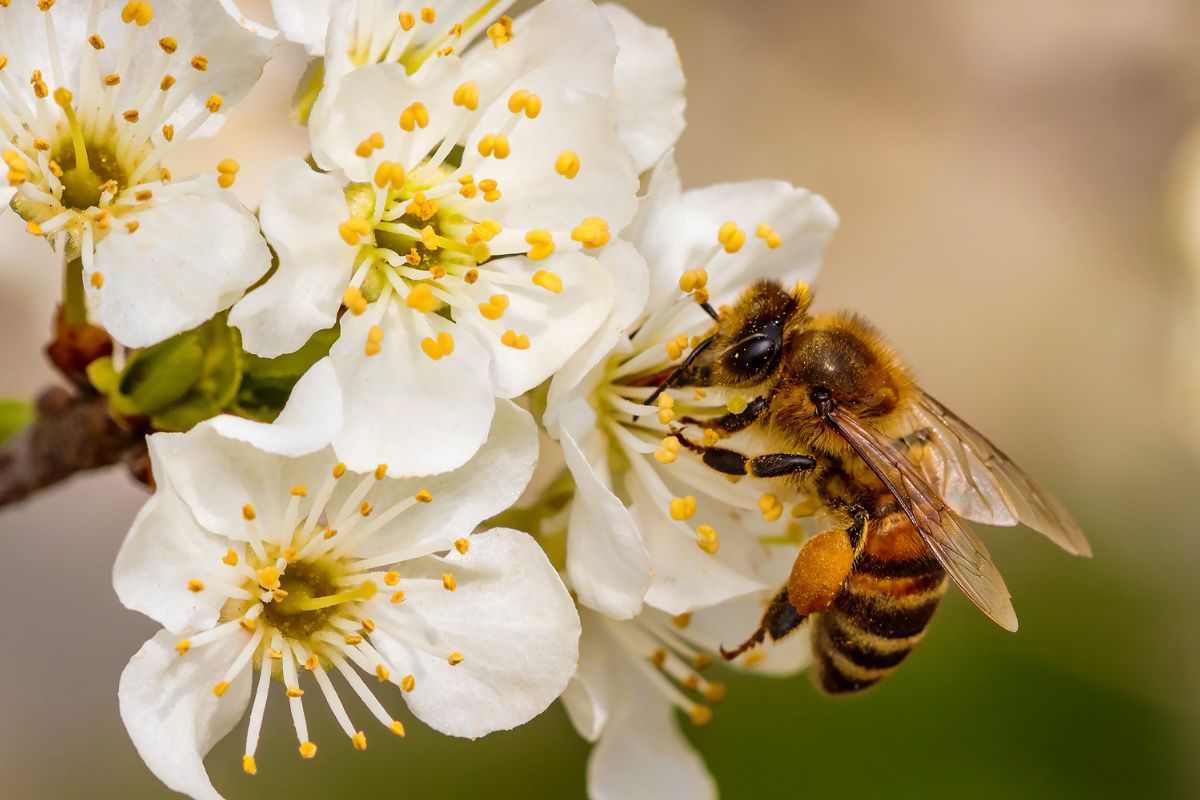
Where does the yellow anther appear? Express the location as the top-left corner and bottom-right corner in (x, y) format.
(691, 706), (714, 726)
(372, 160), (406, 190)
(655, 435), (681, 464)
(51, 87), (73, 109)
(507, 89), (541, 118)
(530, 269), (563, 294)
(419, 331), (455, 360)
(290, 485), (308, 497)
(650, 648), (667, 668)
(448, 652), (464, 666)
(175, 639), (190, 656)
(89, 272), (105, 289)
(343, 286), (368, 315)
(338, 217), (372, 247)
(678, 269), (708, 294)
(205, 93), (223, 113)
(187, 579), (204, 593)
(657, 392), (675, 424)
(305, 655), (320, 671)
(88, 34), (105, 50)
(120, 0), (154, 26)
(221, 549), (239, 567)
(239, 616), (257, 632)
(25, 221), (41, 236)
(212, 681), (230, 697)
(405, 192), (438, 220)
(464, 268), (480, 284)
(285, 686), (304, 698)
(332, 462), (347, 479)
(399, 102), (429, 131)
(344, 634), (363, 646)
(571, 217), (610, 249)
(420, 225), (440, 250)
(501, 330), (530, 350)
(669, 495), (697, 521)
(453, 81), (479, 110)
(672, 613), (693, 629)
(694, 652), (712, 670)
(726, 395), (749, 414)
(469, 219), (501, 242)
(351, 731), (368, 751)
(242, 755), (257, 775)
(242, 504), (257, 521)
(103, 73), (120, 86)
(159, 74), (176, 91)
(415, 490), (433, 503)
(381, 571), (400, 587)
(405, 283), (438, 313)
(31, 139), (48, 153)
(217, 158), (239, 175)
(390, 590), (406, 604)
(420, 6), (435, 22)
(257, 567), (281, 591)
(37, 0), (55, 10)
(554, 150), (581, 179)
(477, 133), (510, 159)
(697, 524), (720, 554)
(359, 500), (373, 517)
(487, 15), (513, 47)
(299, 742), (317, 759)
(665, 334), (690, 360)
(478, 292), (509, 320)
(705, 682), (728, 703)
(158, 36), (177, 54)
(401, 674), (416, 691)
(135, 189), (153, 202)
(398, 11), (415, 30)
(758, 493), (784, 522)
(756, 223), (782, 248)
(191, 55), (209, 72)
(390, 720), (407, 737)
(718, 221), (746, 253)
(441, 573), (457, 592)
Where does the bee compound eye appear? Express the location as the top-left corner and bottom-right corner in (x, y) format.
(722, 334), (780, 379)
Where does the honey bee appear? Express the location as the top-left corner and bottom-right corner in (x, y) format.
(645, 279), (1091, 694)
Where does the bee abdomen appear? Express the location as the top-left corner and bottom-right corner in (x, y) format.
(812, 561), (947, 695)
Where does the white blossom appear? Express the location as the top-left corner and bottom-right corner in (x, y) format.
(114, 399), (579, 800)
(544, 153), (840, 619)
(0, 0), (276, 347)
(230, 0), (640, 477)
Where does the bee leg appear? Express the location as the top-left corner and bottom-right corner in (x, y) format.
(680, 395), (769, 434)
(720, 587), (805, 660)
(703, 447), (816, 478)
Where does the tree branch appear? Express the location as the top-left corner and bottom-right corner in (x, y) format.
(0, 387), (141, 508)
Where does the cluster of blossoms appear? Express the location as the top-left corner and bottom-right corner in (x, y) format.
(1, 0), (839, 797)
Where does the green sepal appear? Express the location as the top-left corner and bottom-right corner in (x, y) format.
(0, 399), (34, 446)
(118, 329), (206, 415)
(234, 325), (340, 422)
(149, 318), (244, 431)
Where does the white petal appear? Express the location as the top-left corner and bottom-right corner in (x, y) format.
(113, 478), (231, 635)
(560, 608), (622, 742)
(90, 183), (272, 348)
(369, 528), (580, 738)
(601, 3), (686, 173)
(329, 303), (495, 476)
(147, 425), (334, 541)
(562, 428), (651, 619)
(205, 358), (343, 457)
(459, 250), (614, 398)
(119, 630), (253, 800)
(587, 675), (715, 800)
(335, 400), (538, 561)
(545, 238), (648, 425)
(634, 171), (839, 313)
(230, 158), (353, 358)
(270, 0), (338, 54)
(311, 59), (465, 179)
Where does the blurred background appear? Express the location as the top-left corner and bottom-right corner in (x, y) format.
(1, 0), (1197, 797)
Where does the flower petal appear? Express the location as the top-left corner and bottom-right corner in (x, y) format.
(601, 3), (686, 173)
(146, 425), (334, 541)
(333, 400), (538, 561)
(562, 427), (651, 619)
(113, 477), (231, 635)
(328, 303), (495, 476)
(205, 357), (343, 457)
(230, 158), (353, 358)
(368, 528), (580, 738)
(456, 249), (615, 398)
(587, 672), (715, 800)
(89, 182), (272, 348)
(119, 630), (253, 800)
(269, 0), (339, 54)
(560, 607), (623, 741)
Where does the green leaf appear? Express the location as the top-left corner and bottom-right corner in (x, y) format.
(0, 399), (34, 446)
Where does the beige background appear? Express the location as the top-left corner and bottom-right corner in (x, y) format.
(0, 1), (1196, 797)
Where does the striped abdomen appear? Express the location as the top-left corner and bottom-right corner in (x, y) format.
(812, 511), (947, 694)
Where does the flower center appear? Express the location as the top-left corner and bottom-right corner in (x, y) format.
(258, 556), (377, 642)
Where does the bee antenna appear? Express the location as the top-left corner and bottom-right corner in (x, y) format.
(633, 335), (717, 421)
(700, 302), (720, 321)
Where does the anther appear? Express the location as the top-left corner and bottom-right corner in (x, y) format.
(400, 102), (429, 131)
(286, 686), (304, 698)
(571, 217), (610, 249)
(487, 16), (513, 47)
(205, 94), (223, 113)
(441, 573), (457, 591)
(420, 6), (436, 22)
(454, 538), (470, 554)
(669, 496), (697, 521)
(401, 675), (416, 691)
(222, 549), (239, 566)
(375, 664), (389, 682)
(90, 273), (105, 289)
(500, 330), (530, 350)
(88, 34), (105, 50)
(415, 490), (433, 503)
(555, 150), (581, 179)
(333, 463), (347, 479)
(672, 613), (692, 629)
(525, 229), (555, 261)
(390, 720), (407, 736)
(758, 493), (784, 522)
(477, 133), (510, 159)
(212, 681), (230, 697)
(242, 504), (257, 521)
(359, 500), (373, 517)
(120, 1), (154, 26)
(655, 435), (681, 464)
(697, 524), (720, 554)
(447, 652), (464, 666)
(175, 639), (191, 656)
(159, 37), (178, 54)
(453, 81), (479, 111)
(352, 731), (367, 751)
(372, 160), (406, 190)
(390, 591), (406, 603)
(305, 655), (319, 670)
(216, 158), (239, 189)
(756, 223), (782, 248)
(242, 755), (257, 775)
(406, 283), (438, 313)
(343, 286), (368, 315)
(257, 567), (282, 591)
(399, 11), (415, 30)
(690, 706), (714, 726)
(299, 742), (317, 759)
(191, 55), (209, 72)
(419, 332), (454, 360)
(338, 217), (372, 247)
(187, 579), (205, 592)
(718, 221), (746, 253)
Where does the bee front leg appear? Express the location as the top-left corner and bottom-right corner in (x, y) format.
(680, 395), (769, 434)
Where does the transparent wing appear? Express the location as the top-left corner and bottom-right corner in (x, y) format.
(829, 407), (1019, 632)
(910, 393), (1091, 557)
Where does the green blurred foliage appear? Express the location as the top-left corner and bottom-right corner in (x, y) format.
(0, 399), (33, 445)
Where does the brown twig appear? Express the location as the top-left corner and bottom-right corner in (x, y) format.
(0, 387), (141, 508)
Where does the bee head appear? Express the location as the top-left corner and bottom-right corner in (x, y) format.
(709, 280), (810, 388)
(790, 315), (904, 419)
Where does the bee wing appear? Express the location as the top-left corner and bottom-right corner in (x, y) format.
(828, 407), (1019, 632)
(912, 393), (1091, 557)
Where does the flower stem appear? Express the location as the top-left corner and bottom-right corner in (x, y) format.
(63, 257), (87, 328)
